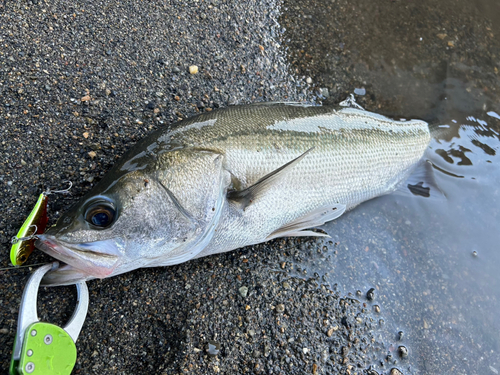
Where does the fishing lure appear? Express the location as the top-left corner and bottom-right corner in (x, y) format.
(10, 193), (49, 266)
(10, 182), (72, 266)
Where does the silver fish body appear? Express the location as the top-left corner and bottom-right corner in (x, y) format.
(36, 103), (431, 285)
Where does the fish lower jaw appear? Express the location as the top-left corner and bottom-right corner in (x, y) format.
(35, 236), (119, 280)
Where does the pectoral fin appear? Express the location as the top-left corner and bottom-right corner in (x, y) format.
(227, 148), (314, 210)
(267, 203), (346, 240)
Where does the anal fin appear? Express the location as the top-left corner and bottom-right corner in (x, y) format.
(267, 203), (346, 241)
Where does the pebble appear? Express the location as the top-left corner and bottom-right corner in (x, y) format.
(390, 368), (403, 375)
(354, 87), (366, 95)
(398, 346), (408, 358)
(207, 340), (220, 357)
(366, 288), (376, 301)
(275, 303), (285, 313)
(239, 286), (248, 298)
(397, 331), (404, 341)
(189, 65), (199, 74)
(306, 77), (313, 84)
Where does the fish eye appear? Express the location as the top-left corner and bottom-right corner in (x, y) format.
(85, 202), (116, 228)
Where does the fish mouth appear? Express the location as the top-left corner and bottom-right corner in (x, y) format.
(35, 234), (121, 286)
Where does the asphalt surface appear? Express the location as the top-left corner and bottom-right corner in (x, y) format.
(1, 0), (499, 374)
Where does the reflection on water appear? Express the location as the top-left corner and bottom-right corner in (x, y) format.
(281, 0), (500, 373)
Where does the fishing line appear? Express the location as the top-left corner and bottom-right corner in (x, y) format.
(0, 262), (51, 271)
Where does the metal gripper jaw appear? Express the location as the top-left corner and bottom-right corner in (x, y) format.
(10, 262), (89, 375)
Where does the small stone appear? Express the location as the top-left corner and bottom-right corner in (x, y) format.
(390, 368), (403, 375)
(447, 41), (455, 47)
(319, 87), (329, 98)
(83, 132), (89, 139)
(312, 363), (318, 374)
(88, 151), (97, 159)
(0, 328), (9, 334)
(398, 346), (408, 358)
(354, 87), (366, 96)
(437, 33), (447, 40)
(366, 288), (376, 301)
(189, 65), (199, 74)
(373, 305), (381, 313)
(398, 331), (404, 341)
(326, 327), (334, 337)
(276, 303), (285, 313)
(472, 250), (478, 257)
(282, 281), (290, 289)
(81, 95), (91, 102)
(306, 77), (313, 84)
(239, 286), (248, 298)
(207, 340), (220, 357)
(247, 329), (255, 337)
(245, 305), (251, 310)
(21, 159), (27, 166)
(302, 347), (309, 354)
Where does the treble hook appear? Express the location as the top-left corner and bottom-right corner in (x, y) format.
(11, 225), (39, 244)
(45, 180), (73, 195)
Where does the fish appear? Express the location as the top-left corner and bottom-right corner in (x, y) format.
(35, 103), (435, 286)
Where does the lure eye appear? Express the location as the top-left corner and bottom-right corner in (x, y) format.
(85, 203), (116, 228)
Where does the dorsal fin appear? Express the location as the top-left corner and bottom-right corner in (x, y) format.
(227, 148), (314, 210)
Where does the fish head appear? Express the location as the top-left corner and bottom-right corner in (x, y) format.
(37, 149), (227, 286)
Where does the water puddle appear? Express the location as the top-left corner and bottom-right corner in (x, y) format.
(281, 0), (500, 372)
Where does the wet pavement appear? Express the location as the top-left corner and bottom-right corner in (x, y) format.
(1, 0), (499, 374)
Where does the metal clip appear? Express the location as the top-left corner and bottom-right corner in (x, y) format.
(10, 262), (89, 375)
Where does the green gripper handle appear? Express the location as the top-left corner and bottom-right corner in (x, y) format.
(16, 322), (77, 375)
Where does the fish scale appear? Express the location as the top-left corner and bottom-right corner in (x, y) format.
(35, 103), (431, 285)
